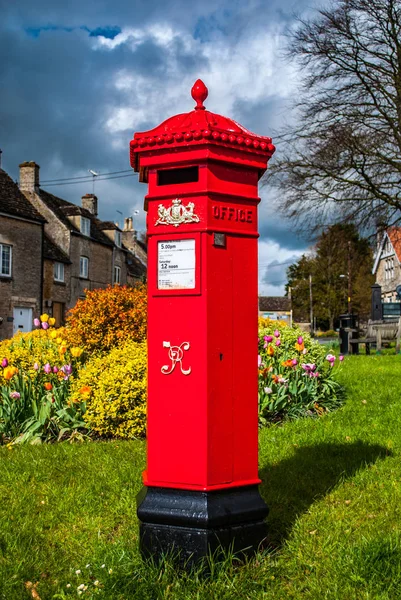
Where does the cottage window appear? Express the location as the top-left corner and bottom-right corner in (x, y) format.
(54, 262), (65, 282)
(115, 231), (122, 248)
(0, 244), (12, 277)
(80, 217), (91, 236)
(80, 256), (89, 279)
(114, 265), (121, 284)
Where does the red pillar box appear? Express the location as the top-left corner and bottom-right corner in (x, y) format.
(130, 80), (275, 563)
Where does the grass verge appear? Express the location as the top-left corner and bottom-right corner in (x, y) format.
(1, 355), (401, 599)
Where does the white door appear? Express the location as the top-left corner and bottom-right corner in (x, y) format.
(13, 307), (33, 335)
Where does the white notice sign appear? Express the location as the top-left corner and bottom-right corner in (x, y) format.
(158, 239), (196, 290)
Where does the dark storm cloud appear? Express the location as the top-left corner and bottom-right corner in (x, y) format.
(0, 0), (326, 276)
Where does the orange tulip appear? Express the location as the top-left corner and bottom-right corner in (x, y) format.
(44, 382), (53, 391)
(267, 346), (274, 356)
(3, 366), (18, 380)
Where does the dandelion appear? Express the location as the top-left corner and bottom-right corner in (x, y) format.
(66, 584), (71, 588)
(108, 568), (112, 574)
(94, 580), (100, 586)
(75, 570), (81, 575)
(33, 318), (40, 327)
(1, 358), (8, 368)
(9, 391), (21, 399)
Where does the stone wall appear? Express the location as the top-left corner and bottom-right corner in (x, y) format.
(0, 215), (42, 340)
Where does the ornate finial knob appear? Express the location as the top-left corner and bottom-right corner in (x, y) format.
(191, 79), (208, 110)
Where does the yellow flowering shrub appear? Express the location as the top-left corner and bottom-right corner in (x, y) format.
(0, 328), (70, 386)
(70, 339), (147, 439)
(65, 283), (147, 355)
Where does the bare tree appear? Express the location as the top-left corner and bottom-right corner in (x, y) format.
(265, 0), (401, 234)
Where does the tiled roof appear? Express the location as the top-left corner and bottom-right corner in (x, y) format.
(127, 254), (147, 279)
(43, 234), (71, 264)
(387, 228), (401, 262)
(259, 296), (291, 312)
(96, 220), (121, 231)
(39, 189), (113, 247)
(0, 169), (45, 223)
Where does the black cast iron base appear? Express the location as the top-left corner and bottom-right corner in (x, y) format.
(137, 485), (268, 566)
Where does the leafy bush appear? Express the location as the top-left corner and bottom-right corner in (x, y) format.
(70, 339), (147, 439)
(65, 284), (147, 355)
(315, 329), (338, 338)
(258, 321), (344, 424)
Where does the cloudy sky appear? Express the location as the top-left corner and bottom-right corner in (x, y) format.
(0, 0), (324, 295)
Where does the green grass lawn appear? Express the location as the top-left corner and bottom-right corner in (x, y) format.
(1, 355), (401, 599)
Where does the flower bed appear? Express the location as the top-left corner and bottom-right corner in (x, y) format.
(258, 320), (344, 424)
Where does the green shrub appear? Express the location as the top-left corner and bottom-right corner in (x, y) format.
(258, 321), (344, 424)
(70, 339), (147, 439)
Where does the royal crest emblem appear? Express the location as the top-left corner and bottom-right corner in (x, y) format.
(161, 341), (191, 375)
(155, 198), (200, 227)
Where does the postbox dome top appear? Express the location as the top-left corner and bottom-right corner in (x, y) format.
(130, 79), (275, 171)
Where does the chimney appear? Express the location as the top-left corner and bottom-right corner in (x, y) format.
(123, 217), (133, 231)
(81, 193), (98, 216)
(19, 161), (40, 193)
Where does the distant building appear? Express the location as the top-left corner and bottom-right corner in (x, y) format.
(373, 227), (401, 301)
(258, 296), (292, 324)
(0, 161), (147, 339)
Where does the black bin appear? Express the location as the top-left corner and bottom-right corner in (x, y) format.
(339, 313), (358, 355)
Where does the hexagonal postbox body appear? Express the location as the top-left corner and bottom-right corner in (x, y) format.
(131, 80), (275, 563)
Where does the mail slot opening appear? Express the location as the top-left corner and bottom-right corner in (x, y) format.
(157, 166), (199, 186)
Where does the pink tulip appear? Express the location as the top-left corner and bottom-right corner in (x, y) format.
(302, 348), (308, 355)
(53, 366), (59, 373)
(274, 330), (280, 338)
(326, 354), (336, 364)
(9, 391), (21, 399)
(275, 339), (281, 347)
(264, 335), (273, 343)
(34, 318), (40, 327)
(41, 322), (49, 330)
(258, 355), (262, 367)
(33, 362), (39, 371)
(43, 363), (52, 374)
(339, 355), (344, 362)
(297, 336), (303, 344)
(1, 358), (8, 368)
(291, 358), (298, 366)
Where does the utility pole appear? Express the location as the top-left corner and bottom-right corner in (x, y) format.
(347, 241), (352, 314)
(309, 273), (314, 336)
